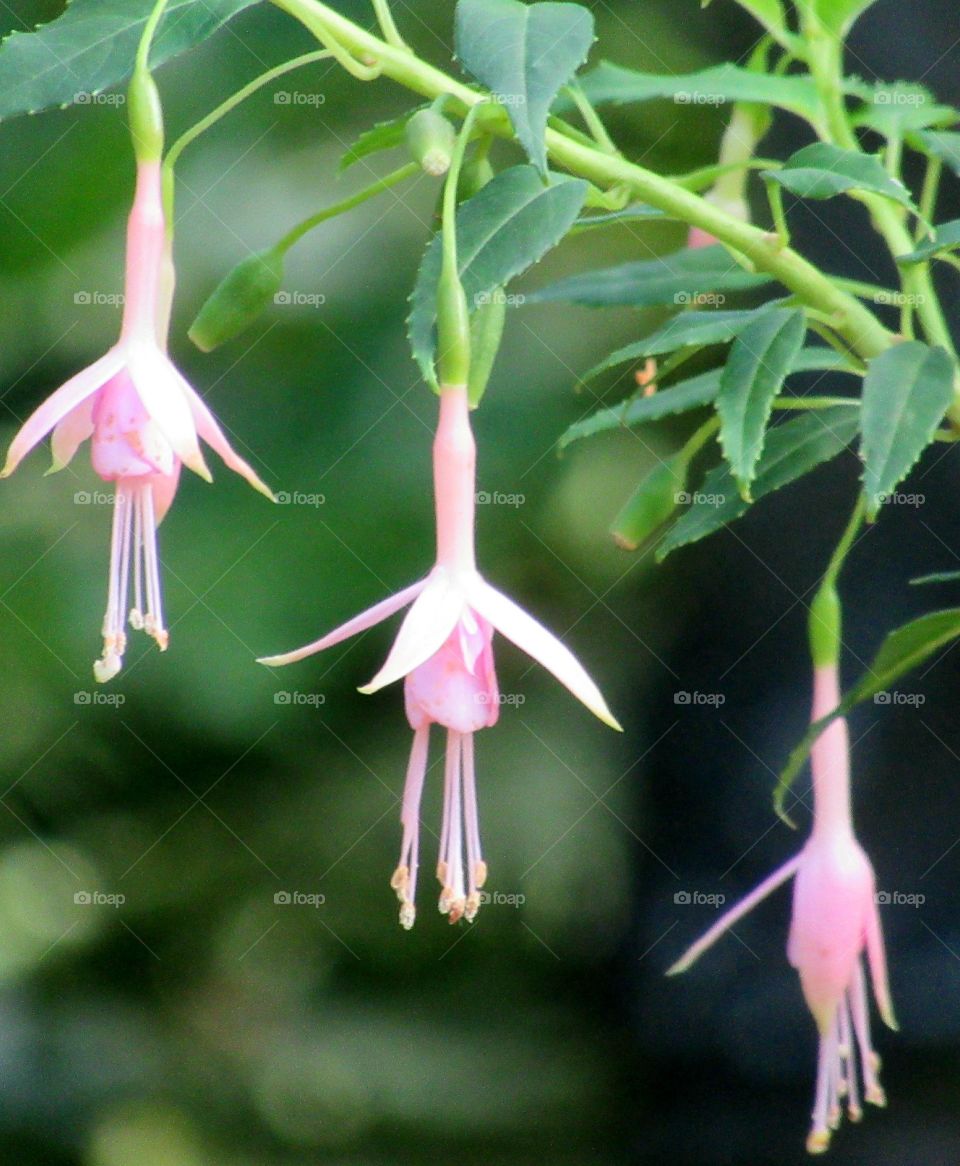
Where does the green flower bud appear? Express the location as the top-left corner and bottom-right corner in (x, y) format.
(405, 108), (457, 177)
(128, 67), (164, 163)
(435, 267), (472, 387)
(610, 454), (688, 550)
(188, 249), (285, 352)
(467, 290), (506, 406)
(458, 153), (495, 202)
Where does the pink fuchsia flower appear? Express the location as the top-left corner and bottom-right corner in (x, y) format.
(260, 385), (620, 928)
(1, 159), (273, 682)
(667, 661), (895, 1155)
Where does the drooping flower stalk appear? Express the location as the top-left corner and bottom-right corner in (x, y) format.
(260, 384), (620, 927)
(668, 576), (895, 1155)
(1, 63), (272, 682)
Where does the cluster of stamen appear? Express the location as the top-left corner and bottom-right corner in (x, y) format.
(93, 479), (167, 682)
(390, 726), (487, 929)
(807, 960), (886, 1154)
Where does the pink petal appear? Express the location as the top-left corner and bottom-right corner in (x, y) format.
(125, 345), (210, 482)
(467, 578), (622, 730)
(359, 570), (465, 694)
(2, 348), (123, 477)
(48, 395), (96, 473)
(151, 461), (182, 525)
(667, 852), (802, 976)
(258, 578), (428, 667)
(864, 896), (898, 1031)
(177, 373), (274, 500)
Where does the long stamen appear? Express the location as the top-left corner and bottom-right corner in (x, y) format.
(93, 484), (132, 682)
(462, 732), (486, 921)
(438, 731), (465, 921)
(391, 725), (430, 929)
(131, 491), (144, 629)
(140, 481), (168, 649)
(849, 958), (886, 1107)
(807, 1015), (839, 1154)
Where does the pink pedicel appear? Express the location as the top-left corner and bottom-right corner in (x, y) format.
(1, 161), (272, 682)
(260, 385), (620, 928)
(668, 661), (895, 1155)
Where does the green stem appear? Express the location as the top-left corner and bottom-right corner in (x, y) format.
(824, 495), (866, 589)
(270, 0), (895, 362)
(917, 155), (943, 238)
(801, 8), (957, 375)
(764, 177), (790, 247)
(136, 0), (170, 73)
(372, 0), (406, 49)
(564, 82), (619, 155)
(162, 50), (332, 223)
(275, 161), (420, 254)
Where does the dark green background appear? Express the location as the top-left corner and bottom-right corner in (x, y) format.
(0, 2), (959, 1164)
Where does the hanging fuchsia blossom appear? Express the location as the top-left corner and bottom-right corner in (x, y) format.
(668, 658), (895, 1155)
(1, 158), (272, 682)
(260, 385), (620, 928)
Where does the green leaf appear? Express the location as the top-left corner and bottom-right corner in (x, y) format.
(339, 107), (424, 172)
(851, 83), (958, 137)
(408, 165), (587, 386)
(910, 571), (960, 587)
(575, 61), (825, 121)
(764, 143), (918, 214)
(573, 205), (673, 230)
(897, 220), (960, 265)
(582, 310), (762, 381)
(774, 607), (960, 818)
(810, 0), (879, 33)
(527, 244), (771, 307)
(911, 131), (960, 178)
(0, 0), (260, 122)
(860, 341), (955, 519)
(559, 368), (723, 450)
(656, 406), (860, 560)
(717, 308), (807, 498)
(706, 0), (788, 39)
(454, 0), (594, 174)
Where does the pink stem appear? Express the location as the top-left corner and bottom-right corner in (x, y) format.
(120, 161), (166, 344)
(810, 663), (853, 840)
(433, 386), (476, 573)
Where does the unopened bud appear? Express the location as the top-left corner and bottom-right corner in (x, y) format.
(406, 108), (456, 176)
(189, 249), (285, 352)
(610, 454), (687, 550)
